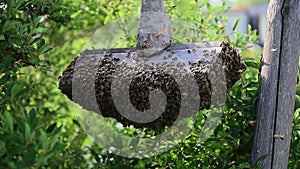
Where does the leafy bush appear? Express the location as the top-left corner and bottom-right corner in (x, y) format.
(0, 0), (89, 168)
(0, 0), (299, 168)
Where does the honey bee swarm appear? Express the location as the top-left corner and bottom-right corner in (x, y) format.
(59, 42), (246, 130)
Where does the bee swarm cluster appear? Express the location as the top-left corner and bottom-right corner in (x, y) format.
(59, 42), (246, 130)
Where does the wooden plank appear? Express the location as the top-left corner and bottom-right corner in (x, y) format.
(251, 0), (300, 168)
(251, 0), (284, 167)
(272, 0), (300, 168)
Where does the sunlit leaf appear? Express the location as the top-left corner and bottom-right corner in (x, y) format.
(0, 34), (5, 40)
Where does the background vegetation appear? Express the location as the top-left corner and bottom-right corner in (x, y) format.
(0, 0), (299, 168)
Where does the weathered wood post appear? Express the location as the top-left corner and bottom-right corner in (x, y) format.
(251, 0), (300, 168)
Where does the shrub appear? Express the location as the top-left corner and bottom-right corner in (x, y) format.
(1, 0), (299, 168)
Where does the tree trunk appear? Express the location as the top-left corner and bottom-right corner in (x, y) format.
(251, 0), (300, 168)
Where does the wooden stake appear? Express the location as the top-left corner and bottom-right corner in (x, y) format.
(251, 0), (300, 168)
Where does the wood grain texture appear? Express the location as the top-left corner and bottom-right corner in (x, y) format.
(251, 0), (284, 166)
(272, 0), (300, 168)
(251, 0), (300, 168)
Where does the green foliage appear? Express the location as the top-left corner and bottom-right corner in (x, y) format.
(0, 109), (66, 168)
(289, 61), (300, 168)
(0, 0), (90, 168)
(1, 0), (299, 168)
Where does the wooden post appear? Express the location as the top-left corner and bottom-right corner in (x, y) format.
(251, 0), (300, 168)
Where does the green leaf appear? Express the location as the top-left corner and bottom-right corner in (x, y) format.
(30, 36), (42, 45)
(28, 55), (40, 65)
(49, 132), (60, 150)
(72, 119), (81, 126)
(31, 27), (48, 34)
(8, 144), (24, 157)
(19, 145), (36, 168)
(33, 16), (43, 28)
(38, 39), (46, 53)
(46, 123), (57, 133)
(10, 82), (19, 97)
(0, 34), (5, 40)
(2, 111), (14, 133)
(0, 141), (6, 157)
(2, 21), (20, 33)
(297, 86), (300, 95)
(7, 0), (15, 13)
(0, 74), (10, 85)
(52, 125), (62, 136)
(7, 162), (17, 169)
(238, 162), (251, 168)
(20, 23), (31, 34)
(29, 108), (38, 125)
(10, 80), (27, 98)
(16, 0), (26, 8)
(295, 95), (300, 109)
(42, 47), (53, 54)
(15, 87), (30, 98)
(39, 130), (49, 149)
(36, 151), (55, 167)
(232, 19), (240, 32)
(52, 143), (67, 152)
(24, 122), (32, 143)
